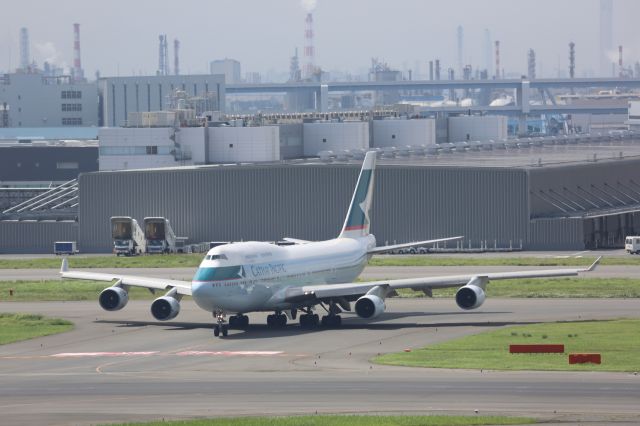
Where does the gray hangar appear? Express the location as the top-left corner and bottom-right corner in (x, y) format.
(76, 155), (640, 253)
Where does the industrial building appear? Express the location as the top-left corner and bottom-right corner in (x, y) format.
(3, 134), (640, 253)
(210, 59), (242, 84)
(98, 74), (226, 127)
(0, 73), (99, 128)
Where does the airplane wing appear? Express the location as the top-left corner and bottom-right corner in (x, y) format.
(284, 257), (601, 302)
(367, 236), (464, 254)
(59, 258), (192, 296)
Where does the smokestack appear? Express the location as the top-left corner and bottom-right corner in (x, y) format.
(600, 0), (613, 76)
(19, 27), (30, 71)
(494, 40), (500, 79)
(435, 59), (441, 80)
(618, 45), (624, 78)
(457, 25), (463, 76)
(569, 42), (575, 79)
(174, 39), (180, 76)
(528, 49), (536, 79)
(73, 23), (84, 82)
(484, 29), (492, 76)
(303, 13), (315, 79)
(429, 60), (434, 80)
(164, 35), (170, 75)
(158, 35), (164, 75)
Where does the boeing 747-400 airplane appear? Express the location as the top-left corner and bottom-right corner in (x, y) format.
(61, 152), (600, 337)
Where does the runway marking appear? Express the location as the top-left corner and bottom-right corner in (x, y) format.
(51, 352), (158, 358)
(175, 350), (284, 356)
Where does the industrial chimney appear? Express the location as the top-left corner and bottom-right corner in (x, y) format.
(494, 40), (500, 79)
(303, 13), (315, 80)
(73, 23), (85, 82)
(174, 39), (180, 76)
(619, 45), (623, 78)
(19, 27), (30, 72)
(569, 42), (575, 79)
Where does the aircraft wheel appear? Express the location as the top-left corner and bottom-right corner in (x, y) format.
(221, 325), (228, 337)
(213, 325), (220, 337)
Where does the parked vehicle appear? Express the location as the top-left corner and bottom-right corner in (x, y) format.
(54, 241), (78, 255)
(625, 236), (640, 254)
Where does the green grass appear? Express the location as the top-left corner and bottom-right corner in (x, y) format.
(0, 254), (204, 269)
(0, 312), (73, 345)
(369, 256), (638, 267)
(394, 277), (640, 298)
(0, 280), (161, 302)
(106, 415), (535, 426)
(0, 255), (637, 270)
(374, 319), (640, 372)
(0, 277), (637, 302)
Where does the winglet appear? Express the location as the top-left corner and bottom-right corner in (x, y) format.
(60, 258), (69, 274)
(585, 256), (602, 272)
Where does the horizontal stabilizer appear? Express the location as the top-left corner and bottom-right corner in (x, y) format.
(368, 236), (464, 254)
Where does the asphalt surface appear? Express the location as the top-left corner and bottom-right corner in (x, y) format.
(1, 298), (639, 425)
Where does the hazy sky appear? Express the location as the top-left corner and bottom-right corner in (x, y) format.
(2, 0), (639, 80)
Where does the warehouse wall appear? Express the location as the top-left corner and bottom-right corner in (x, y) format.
(78, 164), (532, 252)
(0, 221), (78, 254)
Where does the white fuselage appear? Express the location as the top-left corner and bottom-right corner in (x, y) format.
(191, 235), (376, 313)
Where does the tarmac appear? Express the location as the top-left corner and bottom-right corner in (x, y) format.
(1, 298), (639, 425)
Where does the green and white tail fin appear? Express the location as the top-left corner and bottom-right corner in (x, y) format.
(339, 151), (377, 239)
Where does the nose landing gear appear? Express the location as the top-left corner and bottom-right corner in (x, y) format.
(213, 311), (228, 337)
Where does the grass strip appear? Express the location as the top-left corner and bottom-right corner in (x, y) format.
(106, 414), (535, 426)
(0, 312), (73, 345)
(0, 255), (638, 269)
(374, 319), (640, 372)
(369, 256), (638, 267)
(0, 278), (638, 302)
(0, 280), (160, 302)
(394, 277), (640, 298)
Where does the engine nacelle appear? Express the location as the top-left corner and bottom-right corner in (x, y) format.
(455, 285), (486, 310)
(150, 296), (181, 321)
(355, 294), (386, 319)
(99, 286), (129, 311)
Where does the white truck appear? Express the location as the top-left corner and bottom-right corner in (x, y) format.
(625, 236), (640, 254)
(111, 216), (146, 256)
(144, 217), (178, 254)
(54, 241), (78, 255)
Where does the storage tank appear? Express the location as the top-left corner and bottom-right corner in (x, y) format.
(303, 121), (369, 157)
(448, 115), (508, 143)
(372, 118), (436, 148)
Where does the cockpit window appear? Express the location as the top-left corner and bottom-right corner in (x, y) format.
(205, 254), (228, 260)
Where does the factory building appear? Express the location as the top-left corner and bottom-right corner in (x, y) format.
(210, 59), (242, 84)
(448, 115), (508, 142)
(0, 73), (98, 128)
(98, 74), (226, 127)
(372, 118), (436, 148)
(303, 121), (369, 156)
(69, 143), (640, 254)
(98, 123), (280, 170)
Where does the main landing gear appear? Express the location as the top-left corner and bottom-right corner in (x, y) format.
(267, 311), (287, 327)
(213, 311), (228, 337)
(229, 314), (249, 329)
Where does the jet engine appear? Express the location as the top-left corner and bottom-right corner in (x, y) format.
(150, 296), (181, 321)
(455, 285), (486, 310)
(355, 294), (386, 319)
(99, 286), (129, 311)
